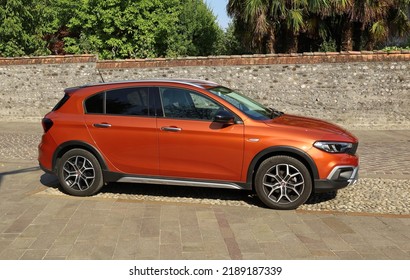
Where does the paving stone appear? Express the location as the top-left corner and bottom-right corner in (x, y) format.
(46, 244), (73, 258)
(334, 250), (363, 260)
(259, 241), (291, 259)
(20, 249), (48, 260)
(135, 237), (160, 259)
(160, 244), (183, 260)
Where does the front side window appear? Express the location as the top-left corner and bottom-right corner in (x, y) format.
(160, 87), (220, 120)
(208, 86), (273, 120)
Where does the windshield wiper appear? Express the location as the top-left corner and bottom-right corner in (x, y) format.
(269, 107), (284, 119)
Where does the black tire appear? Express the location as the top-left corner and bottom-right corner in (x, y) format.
(57, 148), (104, 196)
(255, 155), (312, 210)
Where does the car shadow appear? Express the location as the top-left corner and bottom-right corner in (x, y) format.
(39, 172), (337, 208)
(40, 172), (60, 188)
(0, 166), (41, 189)
(104, 182), (266, 207)
(39, 173), (265, 207)
(305, 191), (337, 204)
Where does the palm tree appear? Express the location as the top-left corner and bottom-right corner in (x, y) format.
(227, 0), (307, 53)
(227, 0), (409, 53)
(227, 0), (275, 53)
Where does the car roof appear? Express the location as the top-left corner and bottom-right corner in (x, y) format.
(65, 79), (220, 94)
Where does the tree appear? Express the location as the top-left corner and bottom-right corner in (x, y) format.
(227, 0), (410, 53)
(61, 0), (223, 59)
(0, 0), (224, 58)
(0, 0), (57, 56)
(227, 0), (308, 53)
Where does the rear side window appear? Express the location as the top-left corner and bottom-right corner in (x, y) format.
(52, 94), (70, 111)
(84, 87), (160, 116)
(106, 88), (149, 116)
(85, 93), (104, 114)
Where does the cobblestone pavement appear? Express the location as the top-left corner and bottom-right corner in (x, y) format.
(0, 122), (409, 260)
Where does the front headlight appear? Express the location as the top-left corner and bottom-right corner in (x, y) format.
(313, 141), (353, 153)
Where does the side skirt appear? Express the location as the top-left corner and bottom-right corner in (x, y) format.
(103, 171), (251, 190)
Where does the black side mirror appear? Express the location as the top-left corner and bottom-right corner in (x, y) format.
(213, 110), (235, 125)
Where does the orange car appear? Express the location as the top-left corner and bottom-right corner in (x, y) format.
(38, 79), (359, 210)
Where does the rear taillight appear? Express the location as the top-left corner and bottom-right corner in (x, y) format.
(42, 118), (54, 133)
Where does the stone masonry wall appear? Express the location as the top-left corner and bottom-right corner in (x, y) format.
(0, 52), (409, 129)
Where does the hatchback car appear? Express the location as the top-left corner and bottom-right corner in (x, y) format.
(38, 79), (359, 210)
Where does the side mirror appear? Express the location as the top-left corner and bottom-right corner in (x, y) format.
(213, 110), (235, 125)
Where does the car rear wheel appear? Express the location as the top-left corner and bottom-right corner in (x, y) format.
(255, 156), (312, 210)
(57, 149), (104, 196)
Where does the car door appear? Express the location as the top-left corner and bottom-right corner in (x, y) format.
(84, 86), (160, 175)
(157, 87), (244, 182)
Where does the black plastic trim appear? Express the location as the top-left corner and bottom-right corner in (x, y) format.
(246, 146), (319, 185)
(52, 141), (108, 172)
(39, 162), (53, 174)
(314, 179), (350, 193)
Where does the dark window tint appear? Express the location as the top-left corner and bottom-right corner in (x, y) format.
(106, 87), (149, 116)
(52, 94), (70, 111)
(160, 87), (220, 120)
(85, 92), (104, 114)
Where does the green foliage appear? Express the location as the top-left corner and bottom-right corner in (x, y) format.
(0, 0), (224, 58)
(319, 38), (337, 52)
(381, 45), (410, 52)
(214, 23), (246, 55)
(0, 0), (55, 56)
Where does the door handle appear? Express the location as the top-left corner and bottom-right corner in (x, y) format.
(160, 126), (182, 132)
(93, 123), (112, 128)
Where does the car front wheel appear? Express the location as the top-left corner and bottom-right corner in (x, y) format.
(255, 155), (312, 210)
(57, 148), (104, 196)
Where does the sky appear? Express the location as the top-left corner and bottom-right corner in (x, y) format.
(206, 0), (231, 29)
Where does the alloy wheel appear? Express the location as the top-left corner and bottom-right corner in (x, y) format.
(262, 163), (305, 205)
(62, 155), (96, 191)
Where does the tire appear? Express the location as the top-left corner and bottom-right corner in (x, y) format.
(57, 148), (104, 196)
(255, 155), (312, 210)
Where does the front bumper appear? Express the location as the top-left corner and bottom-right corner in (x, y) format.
(314, 165), (359, 193)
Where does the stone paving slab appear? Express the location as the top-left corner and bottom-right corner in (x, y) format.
(0, 161), (409, 260)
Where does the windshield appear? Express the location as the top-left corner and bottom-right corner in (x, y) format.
(208, 86), (278, 120)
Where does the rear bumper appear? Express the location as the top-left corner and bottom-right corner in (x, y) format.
(314, 166), (359, 193)
(39, 162), (54, 174)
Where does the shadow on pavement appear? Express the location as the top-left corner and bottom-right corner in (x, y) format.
(104, 182), (265, 207)
(0, 166), (40, 189)
(306, 191), (337, 204)
(40, 173), (59, 188)
(38, 171), (337, 208)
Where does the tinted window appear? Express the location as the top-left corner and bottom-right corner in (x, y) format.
(106, 87), (149, 116)
(160, 87), (220, 120)
(85, 92), (104, 114)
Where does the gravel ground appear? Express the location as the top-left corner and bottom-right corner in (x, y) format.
(38, 177), (410, 215)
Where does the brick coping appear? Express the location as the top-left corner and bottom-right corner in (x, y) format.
(1, 51), (409, 67)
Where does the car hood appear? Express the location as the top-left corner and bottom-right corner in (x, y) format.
(264, 114), (358, 142)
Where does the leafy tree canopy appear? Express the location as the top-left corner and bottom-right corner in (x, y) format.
(0, 0), (224, 58)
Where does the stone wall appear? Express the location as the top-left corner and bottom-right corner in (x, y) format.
(0, 52), (409, 129)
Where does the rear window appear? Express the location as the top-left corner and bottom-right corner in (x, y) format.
(52, 94), (70, 111)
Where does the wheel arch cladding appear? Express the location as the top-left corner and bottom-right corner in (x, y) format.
(52, 141), (108, 172)
(247, 146), (319, 188)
